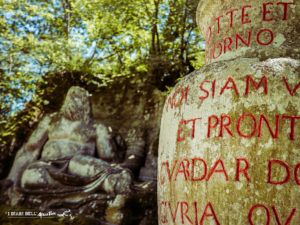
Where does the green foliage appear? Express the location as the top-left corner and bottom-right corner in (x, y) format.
(0, 0), (205, 158)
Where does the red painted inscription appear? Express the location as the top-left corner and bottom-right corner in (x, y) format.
(160, 201), (220, 225)
(204, 2), (295, 63)
(249, 204), (297, 225)
(177, 114), (299, 141)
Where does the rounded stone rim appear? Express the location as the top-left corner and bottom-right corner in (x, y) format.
(196, 0), (213, 35)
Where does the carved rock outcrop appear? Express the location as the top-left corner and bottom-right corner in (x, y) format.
(2, 85), (163, 224)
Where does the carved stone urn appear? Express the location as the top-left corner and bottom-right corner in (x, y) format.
(158, 0), (300, 224)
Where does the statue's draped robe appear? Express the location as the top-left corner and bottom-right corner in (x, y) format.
(6, 87), (132, 209)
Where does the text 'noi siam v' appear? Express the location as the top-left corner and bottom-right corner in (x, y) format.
(158, 0), (300, 225)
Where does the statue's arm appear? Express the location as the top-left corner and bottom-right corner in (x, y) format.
(7, 114), (52, 184)
(25, 114), (52, 152)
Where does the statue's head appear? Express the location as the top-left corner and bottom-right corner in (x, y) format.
(61, 86), (92, 123)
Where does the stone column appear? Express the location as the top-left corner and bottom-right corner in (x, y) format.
(158, 0), (299, 224)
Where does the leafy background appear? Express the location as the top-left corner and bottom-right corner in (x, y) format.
(0, 0), (205, 178)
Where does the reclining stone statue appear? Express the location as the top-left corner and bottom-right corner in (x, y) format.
(5, 86), (132, 209)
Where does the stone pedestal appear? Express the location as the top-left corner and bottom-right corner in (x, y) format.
(158, 0), (300, 224)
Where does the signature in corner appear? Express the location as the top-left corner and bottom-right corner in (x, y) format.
(57, 209), (74, 219)
(37, 211), (56, 218)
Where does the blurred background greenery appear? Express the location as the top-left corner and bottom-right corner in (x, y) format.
(0, 0), (205, 177)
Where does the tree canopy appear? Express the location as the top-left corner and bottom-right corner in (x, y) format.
(0, 0), (204, 148)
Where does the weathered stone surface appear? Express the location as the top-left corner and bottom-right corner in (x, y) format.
(139, 137), (158, 182)
(4, 86), (133, 218)
(92, 82), (164, 177)
(7, 115), (52, 185)
(90, 81), (163, 224)
(2, 83), (163, 224)
(95, 124), (116, 161)
(158, 0), (300, 224)
(60, 86), (93, 123)
(196, 0), (300, 64)
(105, 194), (127, 224)
(158, 57), (300, 224)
